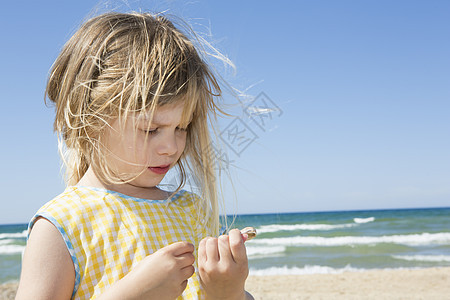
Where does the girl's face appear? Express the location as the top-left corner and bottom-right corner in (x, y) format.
(104, 101), (189, 192)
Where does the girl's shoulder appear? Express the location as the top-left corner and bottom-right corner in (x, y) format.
(38, 186), (107, 210)
(168, 189), (202, 208)
(31, 187), (99, 222)
(37, 186), (87, 209)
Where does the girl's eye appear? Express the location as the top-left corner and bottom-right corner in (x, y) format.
(142, 128), (158, 135)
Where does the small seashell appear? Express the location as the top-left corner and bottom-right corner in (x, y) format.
(240, 227), (257, 240)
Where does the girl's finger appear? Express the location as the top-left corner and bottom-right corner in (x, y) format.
(180, 264), (195, 280)
(176, 252), (195, 268)
(198, 238), (207, 264)
(217, 235), (232, 262)
(228, 229), (247, 263)
(168, 241), (195, 256)
(241, 233), (249, 242)
(206, 237), (219, 262)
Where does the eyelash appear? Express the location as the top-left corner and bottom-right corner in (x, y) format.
(141, 127), (187, 135)
(142, 128), (157, 135)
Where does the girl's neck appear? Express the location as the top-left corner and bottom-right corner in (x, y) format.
(76, 167), (170, 200)
(76, 167), (106, 189)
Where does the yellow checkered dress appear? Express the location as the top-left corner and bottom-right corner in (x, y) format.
(29, 186), (215, 299)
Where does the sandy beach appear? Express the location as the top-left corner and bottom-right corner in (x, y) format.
(1, 267), (449, 299)
(245, 267), (450, 299)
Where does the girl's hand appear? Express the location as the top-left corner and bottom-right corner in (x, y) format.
(99, 241), (195, 300)
(198, 229), (253, 300)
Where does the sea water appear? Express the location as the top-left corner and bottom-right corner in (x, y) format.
(1, 207), (450, 283)
(230, 207), (450, 275)
(0, 223), (26, 283)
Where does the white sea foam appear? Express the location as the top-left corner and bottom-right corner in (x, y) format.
(257, 223), (356, 233)
(249, 265), (429, 276)
(392, 255), (450, 262)
(249, 265), (363, 276)
(249, 232), (450, 247)
(246, 245), (286, 258)
(0, 244), (25, 255)
(0, 237), (26, 254)
(353, 217), (375, 224)
(0, 230), (27, 239)
(256, 217), (377, 234)
(0, 239), (17, 246)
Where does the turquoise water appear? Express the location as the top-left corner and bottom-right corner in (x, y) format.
(1, 207), (450, 283)
(0, 223), (26, 283)
(230, 207), (450, 275)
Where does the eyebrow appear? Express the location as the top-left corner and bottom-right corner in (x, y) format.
(137, 117), (191, 127)
(136, 111), (192, 127)
(147, 120), (171, 126)
(138, 117), (170, 126)
(136, 114), (159, 123)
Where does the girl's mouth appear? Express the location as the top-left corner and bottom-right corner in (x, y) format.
(148, 164), (171, 175)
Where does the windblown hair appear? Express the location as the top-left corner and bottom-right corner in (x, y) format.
(46, 12), (224, 233)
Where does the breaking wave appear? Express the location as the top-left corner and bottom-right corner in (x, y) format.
(249, 232), (450, 247)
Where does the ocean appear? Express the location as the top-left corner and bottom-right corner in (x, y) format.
(1, 207), (450, 283)
(0, 223), (26, 283)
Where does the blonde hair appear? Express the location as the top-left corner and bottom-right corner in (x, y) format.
(46, 12), (225, 233)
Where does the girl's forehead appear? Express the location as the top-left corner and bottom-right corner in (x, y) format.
(135, 101), (193, 124)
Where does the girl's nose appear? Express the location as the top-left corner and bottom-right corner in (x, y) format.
(156, 132), (178, 156)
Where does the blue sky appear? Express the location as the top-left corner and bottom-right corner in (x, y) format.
(1, 0), (449, 224)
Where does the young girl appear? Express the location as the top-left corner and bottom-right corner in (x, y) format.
(16, 12), (253, 300)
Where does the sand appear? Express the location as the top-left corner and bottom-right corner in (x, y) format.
(0, 282), (17, 300)
(245, 267), (450, 299)
(2, 267), (449, 299)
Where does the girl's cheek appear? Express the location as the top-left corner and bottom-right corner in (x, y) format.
(178, 133), (188, 148)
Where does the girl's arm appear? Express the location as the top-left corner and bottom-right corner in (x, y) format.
(198, 229), (255, 300)
(15, 217), (75, 300)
